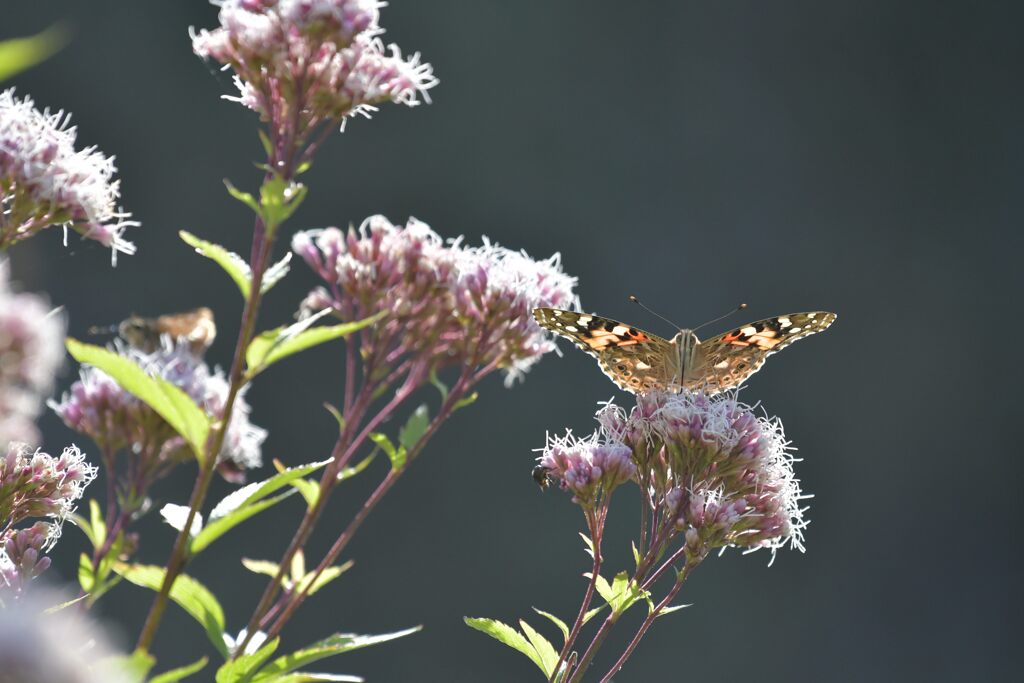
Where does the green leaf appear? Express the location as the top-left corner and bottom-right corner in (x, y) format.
(323, 403), (345, 432)
(289, 478), (320, 509)
(589, 571), (647, 620)
(151, 657), (209, 683)
(66, 338), (211, 461)
(579, 533), (594, 559)
(108, 650), (156, 683)
(453, 391), (479, 411)
(192, 491), (293, 554)
(251, 628), (421, 682)
(179, 231), (252, 299)
(225, 180), (261, 216)
(0, 25), (67, 81)
(632, 541), (641, 569)
(336, 452), (376, 483)
(369, 432), (405, 472)
(192, 459), (331, 554)
(43, 594), (89, 613)
(261, 252), (292, 295)
(296, 560), (354, 597)
(241, 558), (280, 578)
(78, 552), (95, 593)
(429, 369), (449, 404)
(582, 604), (606, 625)
(258, 176), (307, 236)
(464, 618), (545, 675)
(656, 603), (691, 618)
(246, 310), (385, 378)
(532, 608), (568, 643)
(398, 404), (429, 452)
(519, 620), (559, 677)
(215, 637), (280, 683)
(257, 130), (273, 158)
(114, 563), (227, 658)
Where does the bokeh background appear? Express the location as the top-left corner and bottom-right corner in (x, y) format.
(5, 1), (1022, 680)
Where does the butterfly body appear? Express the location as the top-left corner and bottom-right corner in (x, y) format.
(533, 308), (835, 395)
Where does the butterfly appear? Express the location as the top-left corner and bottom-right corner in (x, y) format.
(532, 307), (836, 395)
(91, 307), (217, 356)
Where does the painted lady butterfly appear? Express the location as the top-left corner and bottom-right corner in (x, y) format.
(533, 307), (836, 395)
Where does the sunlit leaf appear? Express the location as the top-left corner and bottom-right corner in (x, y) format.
(251, 628), (421, 681)
(398, 404), (429, 453)
(531, 608), (568, 643)
(0, 25), (67, 81)
(519, 620), (559, 677)
(215, 638), (280, 682)
(246, 310), (385, 378)
(114, 563), (227, 657)
(464, 618), (545, 675)
(66, 338), (211, 461)
(179, 231), (251, 299)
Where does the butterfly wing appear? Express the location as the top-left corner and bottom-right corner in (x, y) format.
(693, 311), (836, 393)
(533, 308), (676, 393)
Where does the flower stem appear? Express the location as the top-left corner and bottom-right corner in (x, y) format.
(136, 214), (273, 652)
(549, 513), (603, 683)
(599, 562), (696, 683)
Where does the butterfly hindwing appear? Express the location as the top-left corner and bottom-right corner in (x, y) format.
(695, 311), (836, 392)
(532, 308), (676, 393)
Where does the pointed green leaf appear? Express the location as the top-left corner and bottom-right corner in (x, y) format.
(588, 571), (647, 620)
(179, 231), (251, 299)
(464, 618), (544, 673)
(289, 477), (321, 508)
(216, 637), (280, 682)
(258, 176), (307, 236)
(582, 604), (606, 625)
(336, 452), (376, 483)
(453, 391), (479, 411)
(192, 491), (293, 554)
(368, 432), (406, 471)
(632, 541), (641, 569)
(192, 459), (331, 553)
(44, 594), (89, 613)
(251, 628), (421, 682)
(531, 608), (569, 643)
(241, 558), (280, 578)
(151, 657), (209, 683)
(296, 560), (354, 597)
(260, 252), (292, 295)
(429, 369), (449, 404)
(246, 310), (385, 377)
(114, 563), (227, 657)
(656, 603), (691, 617)
(0, 25), (67, 81)
(579, 533), (594, 559)
(519, 620), (559, 677)
(66, 338), (211, 461)
(225, 180), (260, 216)
(323, 403), (345, 432)
(398, 404), (429, 452)
(78, 552), (95, 593)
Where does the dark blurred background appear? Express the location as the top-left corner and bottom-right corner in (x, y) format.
(4, 1), (1022, 680)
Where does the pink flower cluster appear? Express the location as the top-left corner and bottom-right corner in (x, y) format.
(548, 391), (807, 557)
(537, 434), (635, 506)
(293, 216), (578, 384)
(0, 522), (51, 599)
(0, 264), (65, 447)
(0, 443), (95, 545)
(0, 90), (137, 262)
(192, 0), (437, 127)
(51, 340), (266, 483)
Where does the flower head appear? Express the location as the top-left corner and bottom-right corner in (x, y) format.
(0, 263), (65, 446)
(0, 444), (96, 545)
(51, 339), (266, 483)
(0, 522), (52, 598)
(549, 391), (807, 560)
(293, 215), (577, 384)
(192, 0), (437, 131)
(0, 89), (137, 262)
(537, 432), (635, 507)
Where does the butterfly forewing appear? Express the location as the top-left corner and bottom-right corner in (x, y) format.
(532, 308), (678, 393)
(119, 307), (216, 355)
(694, 311), (836, 392)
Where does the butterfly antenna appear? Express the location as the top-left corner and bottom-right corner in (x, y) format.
(693, 302), (748, 333)
(628, 295), (682, 331)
